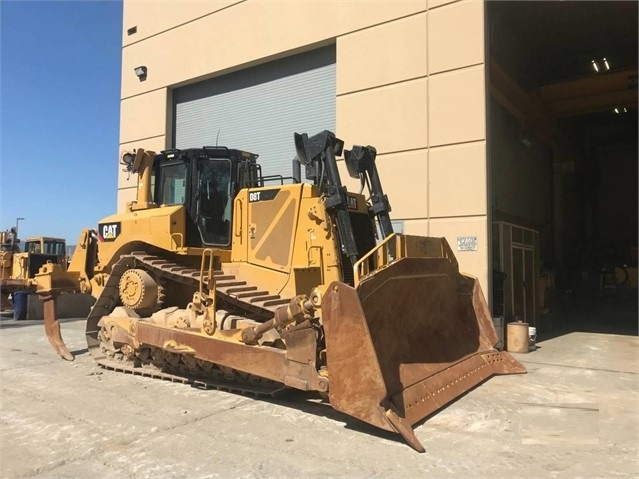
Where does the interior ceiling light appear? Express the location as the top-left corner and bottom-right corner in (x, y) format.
(591, 58), (610, 74)
(614, 107), (620, 114)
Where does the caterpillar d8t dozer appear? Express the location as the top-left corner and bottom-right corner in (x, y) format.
(34, 130), (525, 452)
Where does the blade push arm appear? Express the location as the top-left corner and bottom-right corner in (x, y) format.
(294, 131), (359, 266)
(344, 145), (393, 240)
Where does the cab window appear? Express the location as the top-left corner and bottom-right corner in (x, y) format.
(157, 163), (187, 205)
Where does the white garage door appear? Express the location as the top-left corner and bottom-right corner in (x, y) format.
(173, 46), (336, 179)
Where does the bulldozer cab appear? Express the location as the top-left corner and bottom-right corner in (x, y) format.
(152, 147), (260, 249)
(24, 237), (66, 256)
(22, 236), (67, 276)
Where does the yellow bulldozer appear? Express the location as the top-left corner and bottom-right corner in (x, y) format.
(32, 130), (524, 451)
(0, 230), (67, 312)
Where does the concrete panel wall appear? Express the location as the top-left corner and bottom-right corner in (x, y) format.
(429, 141), (487, 217)
(118, 0), (489, 291)
(122, 1), (241, 46)
(339, 0), (488, 289)
(337, 78), (429, 153)
(427, 216), (489, 280)
(120, 1), (427, 99)
(428, 0), (460, 8)
(120, 88), (168, 144)
(428, 0), (484, 74)
(117, 187), (137, 213)
(376, 150), (430, 220)
(336, 13), (428, 95)
(425, 1), (488, 291)
(428, 66), (486, 146)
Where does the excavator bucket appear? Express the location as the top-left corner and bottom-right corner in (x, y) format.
(322, 248), (525, 452)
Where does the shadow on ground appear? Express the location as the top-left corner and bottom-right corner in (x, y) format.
(537, 288), (638, 342)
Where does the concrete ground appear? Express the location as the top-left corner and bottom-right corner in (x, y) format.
(0, 311), (637, 478)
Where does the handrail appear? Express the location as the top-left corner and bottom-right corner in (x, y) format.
(354, 233), (406, 287)
(234, 198), (243, 238)
(200, 248), (215, 296)
(354, 234), (459, 286)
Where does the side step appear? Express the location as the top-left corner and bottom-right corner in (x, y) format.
(127, 253), (292, 317)
(208, 270), (291, 314)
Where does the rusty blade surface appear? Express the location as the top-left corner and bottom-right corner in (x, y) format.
(322, 282), (391, 430)
(322, 257), (525, 451)
(41, 294), (74, 361)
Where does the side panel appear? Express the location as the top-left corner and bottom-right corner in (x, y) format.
(230, 183), (343, 299)
(245, 185), (301, 272)
(92, 206), (187, 270)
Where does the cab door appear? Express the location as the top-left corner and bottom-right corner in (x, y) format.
(195, 157), (232, 247)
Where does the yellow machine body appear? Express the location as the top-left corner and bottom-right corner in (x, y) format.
(0, 232), (67, 308)
(33, 133), (524, 452)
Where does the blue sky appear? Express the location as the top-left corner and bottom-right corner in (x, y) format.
(1, 0), (123, 243)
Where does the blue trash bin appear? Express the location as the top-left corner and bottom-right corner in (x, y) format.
(13, 292), (28, 320)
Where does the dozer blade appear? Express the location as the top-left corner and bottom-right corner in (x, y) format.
(41, 294), (74, 361)
(322, 257), (525, 452)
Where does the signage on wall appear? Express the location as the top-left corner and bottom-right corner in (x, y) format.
(457, 236), (478, 252)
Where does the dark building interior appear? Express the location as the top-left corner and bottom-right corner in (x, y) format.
(487, 1), (638, 337)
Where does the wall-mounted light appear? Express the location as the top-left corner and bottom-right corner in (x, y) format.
(134, 65), (147, 81)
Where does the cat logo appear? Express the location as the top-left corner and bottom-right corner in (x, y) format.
(98, 222), (121, 242)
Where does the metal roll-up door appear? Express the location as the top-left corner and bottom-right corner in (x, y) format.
(174, 45), (335, 179)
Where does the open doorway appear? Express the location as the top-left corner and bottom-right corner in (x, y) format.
(487, 1), (638, 338)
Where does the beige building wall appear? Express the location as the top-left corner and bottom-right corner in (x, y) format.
(118, 0), (489, 291)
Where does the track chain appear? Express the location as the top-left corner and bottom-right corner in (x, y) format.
(86, 252), (289, 397)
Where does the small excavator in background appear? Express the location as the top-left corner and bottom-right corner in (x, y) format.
(31, 130), (525, 451)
